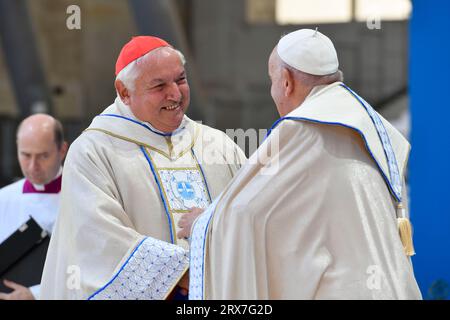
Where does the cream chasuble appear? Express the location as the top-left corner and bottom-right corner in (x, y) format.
(40, 98), (246, 300)
(190, 82), (422, 300)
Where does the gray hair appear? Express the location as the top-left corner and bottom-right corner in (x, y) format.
(116, 47), (186, 92)
(281, 59), (344, 86)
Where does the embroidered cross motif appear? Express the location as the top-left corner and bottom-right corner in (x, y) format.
(177, 181), (195, 200)
(159, 169), (210, 212)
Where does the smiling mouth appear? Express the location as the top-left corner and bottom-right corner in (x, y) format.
(162, 104), (181, 111)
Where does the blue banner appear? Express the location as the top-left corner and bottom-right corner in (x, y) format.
(410, 0), (450, 300)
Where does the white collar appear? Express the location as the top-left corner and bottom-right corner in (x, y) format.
(31, 166), (63, 191)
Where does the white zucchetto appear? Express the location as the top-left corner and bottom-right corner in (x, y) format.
(277, 29), (339, 75)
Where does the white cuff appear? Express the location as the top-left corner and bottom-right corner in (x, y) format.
(189, 199), (218, 300)
(29, 284), (40, 300)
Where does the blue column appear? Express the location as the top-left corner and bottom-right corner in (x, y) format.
(410, 0), (450, 299)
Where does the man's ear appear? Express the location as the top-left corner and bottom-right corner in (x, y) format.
(60, 141), (69, 161)
(282, 68), (294, 97)
(115, 79), (131, 105)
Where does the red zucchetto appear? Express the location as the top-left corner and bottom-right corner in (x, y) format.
(115, 36), (171, 75)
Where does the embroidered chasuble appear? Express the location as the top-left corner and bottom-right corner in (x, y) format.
(40, 98), (246, 300)
(190, 82), (422, 300)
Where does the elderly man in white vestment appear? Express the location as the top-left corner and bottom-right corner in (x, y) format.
(187, 29), (422, 299)
(0, 114), (67, 300)
(40, 36), (246, 300)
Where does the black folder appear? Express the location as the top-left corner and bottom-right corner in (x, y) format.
(0, 217), (50, 293)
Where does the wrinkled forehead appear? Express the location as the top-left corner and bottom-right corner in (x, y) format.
(17, 127), (56, 150)
(137, 47), (186, 79)
(140, 47), (182, 67)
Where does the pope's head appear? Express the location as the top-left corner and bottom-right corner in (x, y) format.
(268, 29), (342, 117)
(114, 36), (190, 133)
(17, 114), (68, 185)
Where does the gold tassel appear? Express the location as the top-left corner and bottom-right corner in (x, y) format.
(397, 203), (415, 256)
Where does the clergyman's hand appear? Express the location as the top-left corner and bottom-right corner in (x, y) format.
(0, 279), (35, 300)
(177, 207), (204, 240)
(177, 271), (189, 296)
